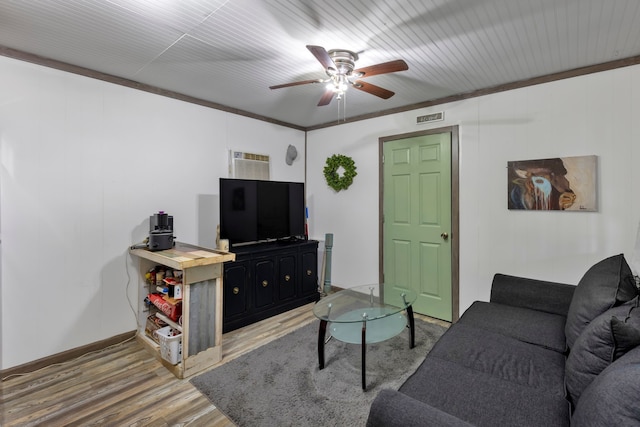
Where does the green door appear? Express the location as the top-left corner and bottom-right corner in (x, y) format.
(383, 132), (452, 321)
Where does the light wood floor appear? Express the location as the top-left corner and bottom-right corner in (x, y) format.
(1, 303), (447, 426)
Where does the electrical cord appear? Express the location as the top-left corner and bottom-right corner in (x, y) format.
(130, 238), (148, 250)
(125, 249), (141, 330)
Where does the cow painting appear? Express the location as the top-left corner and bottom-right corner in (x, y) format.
(508, 156), (597, 211)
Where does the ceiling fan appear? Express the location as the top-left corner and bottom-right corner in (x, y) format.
(269, 45), (409, 106)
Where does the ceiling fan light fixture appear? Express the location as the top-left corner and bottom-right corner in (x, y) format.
(328, 74), (348, 93)
(270, 44), (408, 108)
(337, 75), (348, 91)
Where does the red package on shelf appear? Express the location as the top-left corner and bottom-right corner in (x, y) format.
(148, 293), (182, 322)
(163, 277), (181, 286)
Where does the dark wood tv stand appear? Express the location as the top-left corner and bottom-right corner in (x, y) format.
(222, 239), (319, 333)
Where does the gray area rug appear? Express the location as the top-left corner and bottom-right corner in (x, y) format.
(190, 319), (447, 427)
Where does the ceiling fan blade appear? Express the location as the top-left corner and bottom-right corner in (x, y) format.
(306, 45), (336, 72)
(269, 79), (323, 90)
(353, 59), (408, 78)
(317, 89), (334, 106)
(352, 80), (395, 99)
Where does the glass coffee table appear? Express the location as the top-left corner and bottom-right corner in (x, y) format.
(312, 284), (417, 390)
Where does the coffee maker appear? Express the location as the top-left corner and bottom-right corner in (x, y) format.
(148, 211), (175, 251)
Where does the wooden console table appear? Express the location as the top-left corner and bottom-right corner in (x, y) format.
(130, 242), (235, 378)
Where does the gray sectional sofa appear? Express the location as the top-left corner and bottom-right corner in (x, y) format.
(367, 254), (640, 427)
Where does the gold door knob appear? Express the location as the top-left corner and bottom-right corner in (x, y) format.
(262, 280), (269, 287)
(232, 287), (240, 295)
(441, 232), (449, 241)
(306, 270), (312, 276)
(284, 275), (291, 282)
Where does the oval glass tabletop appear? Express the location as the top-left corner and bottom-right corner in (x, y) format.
(313, 284), (417, 324)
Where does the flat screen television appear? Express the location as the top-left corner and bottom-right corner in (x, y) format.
(219, 178), (306, 246)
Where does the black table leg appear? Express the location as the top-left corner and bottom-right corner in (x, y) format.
(407, 305), (415, 349)
(318, 319), (327, 369)
(362, 320), (367, 390)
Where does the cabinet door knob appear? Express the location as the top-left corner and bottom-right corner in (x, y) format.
(306, 270), (312, 276)
(262, 280), (269, 287)
(284, 275), (291, 282)
(232, 287), (240, 295)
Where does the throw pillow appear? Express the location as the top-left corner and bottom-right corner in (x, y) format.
(611, 298), (640, 359)
(565, 297), (640, 405)
(571, 346), (640, 426)
(564, 254), (638, 349)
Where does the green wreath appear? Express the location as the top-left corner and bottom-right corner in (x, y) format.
(323, 154), (357, 191)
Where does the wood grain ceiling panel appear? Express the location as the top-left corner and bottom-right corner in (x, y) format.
(1, 0), (640, 128)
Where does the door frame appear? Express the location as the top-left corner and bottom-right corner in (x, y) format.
(378, 125), (460, 322)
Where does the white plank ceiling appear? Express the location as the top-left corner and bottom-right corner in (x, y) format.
(1, 0), (640, 128)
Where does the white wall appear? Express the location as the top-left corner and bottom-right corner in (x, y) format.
(307, 64), (640, 316)
(0, 56), (305, 369)
(3, 54), (640, 370)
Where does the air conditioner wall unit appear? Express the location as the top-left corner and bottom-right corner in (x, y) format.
(229, 150), (270, 180)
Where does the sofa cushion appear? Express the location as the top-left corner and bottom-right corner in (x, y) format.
(565, 297), (640, 404)
(564, 254), (638, 349)
(399, 356), (570, 427)
(571, 345), (640, 426)
(366, 389), (475, 427)
(457, 301), (567, 352)
(428, 322), (566, 395)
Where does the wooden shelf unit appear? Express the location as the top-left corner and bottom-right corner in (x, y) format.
(130, 242), (235, 379)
